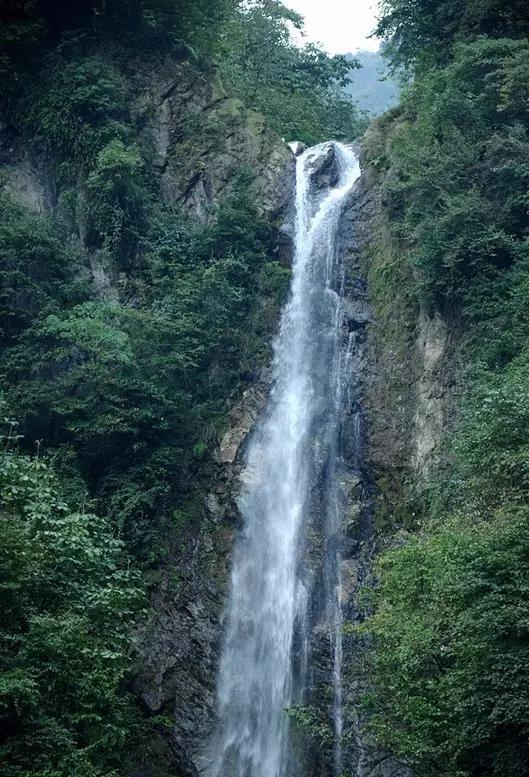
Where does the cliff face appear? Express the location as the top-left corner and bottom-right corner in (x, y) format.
(2, 57), (292, 239)
(1, 49), (459, 776)
(126, 113), (460, 777)
(357, 119), (459, 511)
(1, 54), (294, 777)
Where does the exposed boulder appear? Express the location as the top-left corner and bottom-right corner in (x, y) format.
(306, 141), (340, 189)
(289, 140), (307, 157)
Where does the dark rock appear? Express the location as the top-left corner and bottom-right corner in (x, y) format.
(307, 142), (340, 189)
(343, 298), (372, 328)
(290, 140), (307, 157)
(277, 221), (295, 266)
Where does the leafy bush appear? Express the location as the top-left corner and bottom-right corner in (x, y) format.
(0, 408), (143, 777)
(0, 192), (87, 346)
(363, 510), (529, 777)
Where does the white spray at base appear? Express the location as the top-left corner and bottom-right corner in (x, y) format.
(211, 142), (361, 777)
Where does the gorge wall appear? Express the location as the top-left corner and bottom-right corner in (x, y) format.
(4, 5), (528, 777)
(126, 113), (459, 777)
(1, 42), (457, 777)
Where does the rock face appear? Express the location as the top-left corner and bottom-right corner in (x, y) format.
(140, 60), (294, 222)
(357, 123), (459, 490)
(132, 375), (273, 777)
(133, 135), (456, 777)
(1, 57), (295, 299)
(1, 54), (295, 777)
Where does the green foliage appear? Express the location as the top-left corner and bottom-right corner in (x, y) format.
(26, 52), (149, 264)
(218, 0), (368, 144)
(1, 0), (238, 79)
(28, 55), (130, 160)
(0, 191), (88, 346)
(0, 407), (143, 777)
(448, 355), (529, 509)
(1, 185), (285, 559)
(0, 1), (44, 109)
(364, 4), (529, 776)
(363, 510), (529, 777)
(376, 0), (529, 71)
(287, 704), (333, 749)
(378, 38), (529, 311)
(86, 139), (146, 256)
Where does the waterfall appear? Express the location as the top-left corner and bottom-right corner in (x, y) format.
(211, 142), (361, 777)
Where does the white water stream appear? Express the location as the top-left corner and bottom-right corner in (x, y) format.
(212, 142), (361, 777)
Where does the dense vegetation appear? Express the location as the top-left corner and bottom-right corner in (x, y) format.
(219, 3), (367, 143)
(0, 405), (144, 777)
(0, 1), (366, 774)
(344, 50), (399, 116)
(363, 2), (529, 776)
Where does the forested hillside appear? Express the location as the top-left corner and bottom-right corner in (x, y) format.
(0, 3), (366, 776)
(344, 50), (399, 115)
(361, 2), (529, 776)
(3, 0), (529, 776)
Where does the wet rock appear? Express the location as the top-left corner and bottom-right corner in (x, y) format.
(289, 140), (307, 157)
(343, 298), (372, 329)
(344, 502), (362, 536)
(216, 383), (268, 465)
(205, 493), (224, 523)
(339, 471), (362, 499)
(277, 221), (295, 266)
(306, 142), (340, 189)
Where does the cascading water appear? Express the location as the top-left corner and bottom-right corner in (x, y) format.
(211, 142), (361, 777)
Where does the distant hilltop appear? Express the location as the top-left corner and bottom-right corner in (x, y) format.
(344, 49), (400, 116)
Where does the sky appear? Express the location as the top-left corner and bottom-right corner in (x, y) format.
(283, 0), (381, 54)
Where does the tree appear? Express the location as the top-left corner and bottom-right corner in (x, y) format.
(218, 0), (367, 143)
(0, 407), (144, 777)
(376, 0), (529, 71)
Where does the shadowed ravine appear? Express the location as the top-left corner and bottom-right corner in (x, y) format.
(209, 143), (361, 777)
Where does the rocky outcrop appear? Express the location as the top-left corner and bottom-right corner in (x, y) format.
(306, 141), (340, 190)
(136, 59), (294, 222)
(1, 52), (295, 777)
(216, 380), (270, 466)
(133, 377), (272, 776)
(411, 310), (451, 472)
